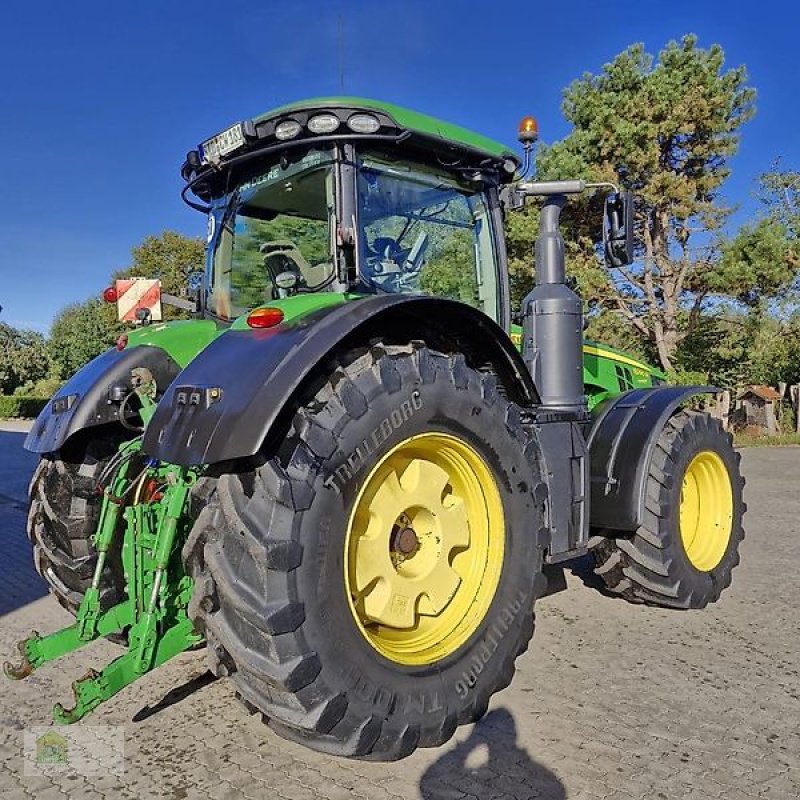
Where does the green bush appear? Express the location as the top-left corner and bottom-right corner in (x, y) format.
(13, 376), (64, 398)
(0, 395), (48, 418)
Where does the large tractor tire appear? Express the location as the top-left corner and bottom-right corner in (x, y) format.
(591, 409), (745, 609)
(185, 343), (547, 760)
(27, 428), (128, 616)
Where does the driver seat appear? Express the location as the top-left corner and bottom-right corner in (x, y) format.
(260, 241), (305, 287)
(368, 236), (399, 262)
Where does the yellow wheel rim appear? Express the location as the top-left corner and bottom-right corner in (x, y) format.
(344, 432), (504, 666)
(679, 450), (734, 572)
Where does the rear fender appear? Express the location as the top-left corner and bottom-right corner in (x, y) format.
(142, 295), (538, 466)
(25, 346), (181, 454)
(587, 386), (718, 531)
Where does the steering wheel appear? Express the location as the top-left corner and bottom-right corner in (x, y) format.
(370, 237), (402, 263)
(401, 231), (429, 274)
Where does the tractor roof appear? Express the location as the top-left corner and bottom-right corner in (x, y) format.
(181, 97), (520, 204)
(254, 97), (518, 163)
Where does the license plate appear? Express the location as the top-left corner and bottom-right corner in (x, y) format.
(200, 123), (245, 164)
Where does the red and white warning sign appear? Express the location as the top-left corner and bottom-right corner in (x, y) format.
(115, 278), (163, 323)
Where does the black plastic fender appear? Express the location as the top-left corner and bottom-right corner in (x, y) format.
(587, 385), (718, 531)
(142, 294), (538, 466)
(24, 345), (181, 454)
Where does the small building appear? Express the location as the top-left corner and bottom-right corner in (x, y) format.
(733, 385), (782, 435)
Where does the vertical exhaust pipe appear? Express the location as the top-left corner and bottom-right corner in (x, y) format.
(521, 191), (586, 415)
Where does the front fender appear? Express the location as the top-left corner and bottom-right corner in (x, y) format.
(24, 345), (181, 454)
(587, 385), (718, 531)
(142, 294), (537, 466)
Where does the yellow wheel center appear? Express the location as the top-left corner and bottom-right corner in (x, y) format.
(344, 432), (505, 666)
(679, 450), (734, 572)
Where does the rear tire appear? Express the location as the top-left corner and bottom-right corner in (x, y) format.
(184, 343), (547, 760)
(591, 410), (745, 609)
(27, 428), (128, 616)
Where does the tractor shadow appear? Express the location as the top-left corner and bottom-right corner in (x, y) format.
(564, 552), (631, 601)
(132, 670), (218, 722)
(419, 708), (566, 800)
(566, 552), (609, 593)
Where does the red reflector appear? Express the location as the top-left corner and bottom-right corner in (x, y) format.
(116, 334), (128, 351)
(103, 286), (118, 303)
(247, 307), (284, 328)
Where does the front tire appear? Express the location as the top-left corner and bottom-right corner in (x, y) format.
(591, 409), (745, 609)
(184, 343), (547, 760)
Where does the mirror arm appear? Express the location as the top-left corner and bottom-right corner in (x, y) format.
(160, 293), (197, 313)
(584, 180), (620, 195)
(517, 179), (585, 196)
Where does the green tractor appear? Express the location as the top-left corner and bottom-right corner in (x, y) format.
(7, 98), (744, 760)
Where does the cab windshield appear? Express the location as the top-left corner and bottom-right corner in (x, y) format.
(356, 155), (500, 320)
(207, 149), (336, 319)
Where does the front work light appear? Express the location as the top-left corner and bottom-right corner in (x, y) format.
(307, 113), (340, 134)
(347, 113), (380, 134)
(275, 119), (302, 140)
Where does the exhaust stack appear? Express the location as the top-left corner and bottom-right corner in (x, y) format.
(520, 184), (586, 415)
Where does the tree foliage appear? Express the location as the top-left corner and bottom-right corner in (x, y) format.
(716, 217), (798, 305)
(115, 230), (205, 293)
(758, 167), (799, 235)
(114, 230), (206, 320)
(676, 309), (800, 388)
(521, 35), (756, 370)
(48, 298), (122, 379)
(48, 231), (205, 380)
(717, 169), (799, 306)
(419, 230), (479, 305)
(0, 324), (50, 395)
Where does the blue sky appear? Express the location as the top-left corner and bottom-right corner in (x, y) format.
(1, 0), (797, 332)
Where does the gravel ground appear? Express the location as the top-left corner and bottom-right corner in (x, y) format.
(0, 429), (797, 800)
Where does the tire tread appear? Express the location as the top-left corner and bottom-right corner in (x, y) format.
(184, 342), (542, 759)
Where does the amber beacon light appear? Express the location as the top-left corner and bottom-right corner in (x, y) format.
(517, 116), (539, 145)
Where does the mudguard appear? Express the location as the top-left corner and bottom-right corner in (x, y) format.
(587, 385), (718, 531)
(142, 294), (538, 466)
(24, 345), (181, 454)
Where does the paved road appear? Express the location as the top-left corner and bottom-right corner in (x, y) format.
(0, 431), (798, 799)
(0, 428), (45, 617)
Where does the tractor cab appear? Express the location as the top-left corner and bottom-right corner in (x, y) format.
(183, 98), (516, 327)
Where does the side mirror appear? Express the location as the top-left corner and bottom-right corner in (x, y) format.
(604, 191), (634, 267)
(177, 270), (204, 314)
(186, 270), (204, 295)
(188, 270), (204, 313)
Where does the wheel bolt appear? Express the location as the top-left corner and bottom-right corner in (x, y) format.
(391, 526), (419, 555)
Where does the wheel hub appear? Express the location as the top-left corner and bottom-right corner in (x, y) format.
(351, 458), (469, 629)
(344, 432), (505, 666)
(679, 449), (734, 572)
(391, 525), (420, 556)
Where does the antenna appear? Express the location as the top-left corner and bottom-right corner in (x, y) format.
(337, 13), (345, 92)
